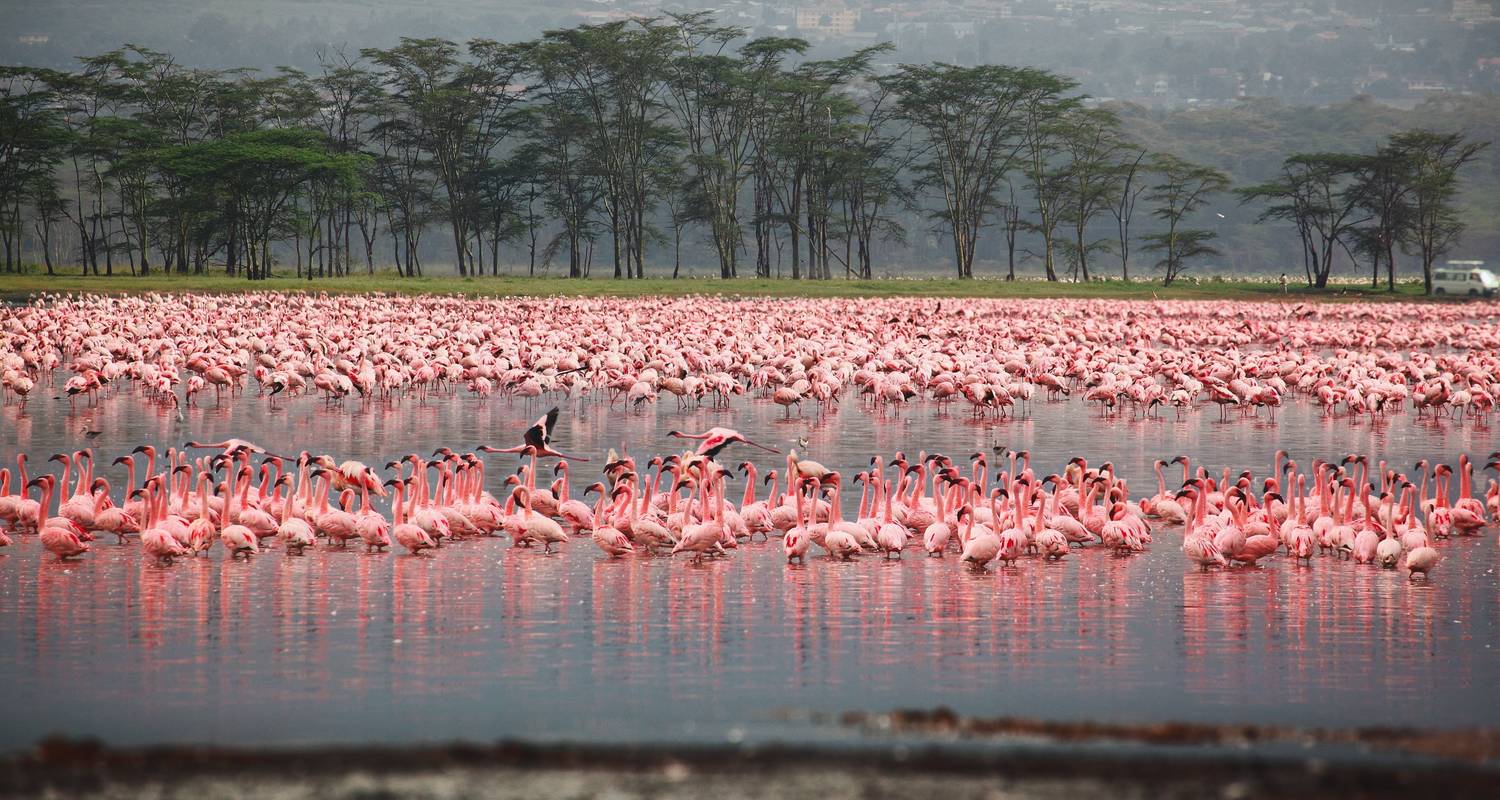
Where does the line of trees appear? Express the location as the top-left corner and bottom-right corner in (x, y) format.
(1238, 132), (1489, 293)
(0, 13), (1488, 286)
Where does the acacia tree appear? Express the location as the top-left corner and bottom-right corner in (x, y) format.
(124, 46), (236, 274)
(1387, 130), (1489, 293)
(52, 52), (130, 275)
(525, 95), (604, 278)
(152, 129), (363, 279)
(840, 78), (912, 280)
(760, 45), (888, 280)
(752, 46), (816, 280)
(1108, 146), (1149, 280)
(303, 49), (384, 276)
(1015, 70), (1081, 281)
(997, 182), (1023, 281)
(254, 70), (327, 276)
(1141, 154), (1229, 286)
(885, 63), (1035, 278)
(1057, 106), (1127, 281)
(28, 173), (68, 274)
(362, 38), (526, 277)
(1238, 153), (1368, 288)
(99, 115), (162, 274)
(0, 67), (68, 273)
(532, 20), (679, 279)
(662, 14), (786, 279)
(366, 88), (432, 277)
(1348, 145), (1410, 291)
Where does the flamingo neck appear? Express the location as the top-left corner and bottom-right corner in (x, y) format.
(741, 465), (756, 507)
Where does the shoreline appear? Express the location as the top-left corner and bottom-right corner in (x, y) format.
(6, 732), (1497, 799)
(0, 273), (1451, 303)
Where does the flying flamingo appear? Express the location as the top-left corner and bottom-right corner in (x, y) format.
(479, 407), (589, 461)
(667, 427), (781, 459)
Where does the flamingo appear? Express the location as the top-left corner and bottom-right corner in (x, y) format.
(31, 477), (89, 560)
(515, 486), (568, 553)
(958, 505), (999, 570)
(1180, 489), (1227, 570)
(354, 482), (391, 552)
(783, 478), (814, 564)
(312, 474), (359, 547)
(1403, 546), (1439, 581)
(875, 477), (907, 559)
(140, 480), (188, 564)
(184, 474), (218, 554)
(219, 472), (259, 558)
(671, 476), (724, 562)
(277, 478), (317, 554)
(389, 480), (436, 555)
(585, 483), (634, 558)
(478, 407), (588, 461)
(667, 427), (780, 459)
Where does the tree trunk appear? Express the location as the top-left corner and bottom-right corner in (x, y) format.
(611, 204), (622, 279)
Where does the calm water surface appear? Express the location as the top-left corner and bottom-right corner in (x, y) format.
(1, 384), (1497, 748)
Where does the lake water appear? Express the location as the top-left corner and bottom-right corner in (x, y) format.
(0, 381), (1497, 749)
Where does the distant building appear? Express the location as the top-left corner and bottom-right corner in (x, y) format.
(17, 34), (50, 45)
(1451, 0), (1496, 22)
(1407, 79), (1454, 92)
(795, 4), (862, 35)
(889, 21), (976, 46)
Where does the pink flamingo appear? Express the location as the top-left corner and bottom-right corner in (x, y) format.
(31, 476), (89, 560)
(140, 479), (188, 564)
(219, 471), (258, 558)
(585, 483), (633, 557)
(389, 480), (436, 555)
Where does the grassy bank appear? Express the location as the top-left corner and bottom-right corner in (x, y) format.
(0, 271), (1439, 302)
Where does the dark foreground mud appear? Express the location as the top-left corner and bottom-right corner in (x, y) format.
(3, 736), (1496, 800)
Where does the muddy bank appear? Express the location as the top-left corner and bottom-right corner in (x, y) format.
(2, 736), (1497, 799)
(832, 708), (1500, 764)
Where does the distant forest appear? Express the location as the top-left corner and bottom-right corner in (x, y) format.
(0, 12), (1494, 286)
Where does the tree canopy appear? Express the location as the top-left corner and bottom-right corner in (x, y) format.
(0, 16), (1491, 287)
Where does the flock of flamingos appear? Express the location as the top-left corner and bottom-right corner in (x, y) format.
(2, 292), (1498, 581)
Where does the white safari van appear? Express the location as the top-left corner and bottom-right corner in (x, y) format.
(1432, 261), (1498, 297)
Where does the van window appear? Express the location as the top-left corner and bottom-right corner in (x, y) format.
(1473, 273), (1482, 281)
